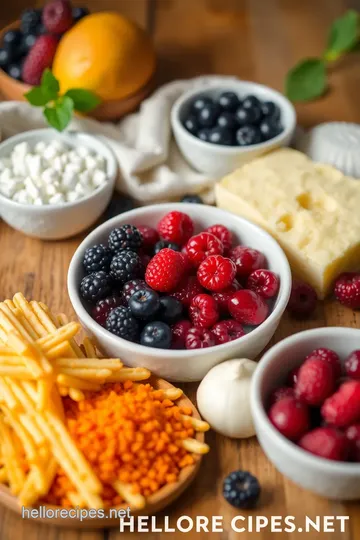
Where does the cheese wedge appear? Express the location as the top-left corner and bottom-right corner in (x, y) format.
(215, 148), (360, 299)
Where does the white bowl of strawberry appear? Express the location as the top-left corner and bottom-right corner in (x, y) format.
(68, 203), (291, 381)
(251, 327), (360, 500)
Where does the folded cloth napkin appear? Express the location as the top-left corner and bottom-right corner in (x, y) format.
(0, 75), (240, 204)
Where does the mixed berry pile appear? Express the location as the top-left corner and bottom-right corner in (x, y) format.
(268, 348), (360, 462)
(183, 91), (283, 147)
(79, 210), (280, 350)
(0, 0), (88, 84)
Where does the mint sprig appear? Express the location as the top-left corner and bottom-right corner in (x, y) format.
(285, 10), (359, 102)
(24, 69), (101, 131)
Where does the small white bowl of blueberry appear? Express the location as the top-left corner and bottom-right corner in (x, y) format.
(171, 80), (296, 176)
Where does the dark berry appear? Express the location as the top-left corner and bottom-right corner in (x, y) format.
(158, 296), (183, 324)
(21, 8), (42, 34)
(185, 327), (215, 349)
(35, 23), (47, 35)
(140, 321), (172, 349)
(106, 306), (139, 341)
(218, 91), (240, 111)
(108, 225), (143, 253)
(261, 101), (280, 120)
(122, 279), (149, 304)
(181, 194), (203, 204)
(260, 119), (282, 141)
(72, 6), (90, 22)
(197, 103), (220, 127)
(7, 63), (22, 81)
(21, 33), (37, 54)
(137, 225), (159, 252)
(217, 112), (238, 130)
(235, 107), (261, 126)
(110, 250), (143, 285)
(223, 471), (261, 509)
(171, 319), (192, 349)
(242, 95), (261, 110)
(208, 127), (234, 146)
(0, 49), (10, 69)
(83, 244), (112, 274)
(129, 289), (160, 320)
(92, 295), (123, 326)
(80, 271), (112, 303)
(184, 115), (199, 135)
(154, 240), (180, 254)
(287, 280), (317, 319)
(235, 126), (262, 146)
(3, 30), (22, 52)
(191, 96), (213, 113)
(197, 128), (211, 142)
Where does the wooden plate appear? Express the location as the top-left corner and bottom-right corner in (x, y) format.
(0, 377), (205, 528)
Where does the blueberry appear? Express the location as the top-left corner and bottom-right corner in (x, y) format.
(0, 49), (10, 69)
(3, 30), (22, 52)
(72, 6), (90, 22)
(261, 100), (280, 120)
(217, 112), (238, 130)
(21, 8), (42, 34)
(235, 126), (262, 146)
(154, 240), (180, 254)
(21, 33), (37, 54)
(129, 289), (160, 320)
(242, 95), (261, 110)
(197, 128), (211, 142)
(259, 119), (282, 141)
(235, 106), (261, 126)
(218, 91), (240, 111)
(209, 127), (234, 146)
(181, 194), (203, 204)
(35, 23), (47, 36)
(223, 470), (260, 509)
(7, 63), (22, 81)
(191, 96), (213, 113)
(158, 296), (183, 324)
(197, 103), (220, 128)
(183, 115), (199, 135)
(140, 321), (172, 349)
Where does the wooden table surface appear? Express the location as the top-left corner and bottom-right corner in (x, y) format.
(1, 0), (360, 538)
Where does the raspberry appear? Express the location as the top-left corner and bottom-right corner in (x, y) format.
(228, 289), (269, 325)
(212, 280), (241, 314)
(345, 424), (360, 461)
(171, 320), (192, 349)
(122, 279), (149, 304)
(295, 357), (336, 406)
(157, 211), (194, 245)
(268, 397), (310, 441)
(186, 233), (223, 267)
(334, 272), (360, 309)
(247, 269), (279, 298)
(287, 367), (300, 387)
(92, 296), (123, 326)
(170, 276), (204, 307)
(105, 306), (139, 342)
(180, 251), (192, 273)
(205, 224), (232, 253)
(189, 294), (219, 328)
(345, 350), (360, 379)
(287, 280), (317, 318)
(229, 246), (266, 280)
(268, 387), (295, 407)
(185, 327), (215, 349)
(110, 251), (144, 285)
(306, 348), (342, 379)
(108, 225), (143, 253)
(145, 248), (185, 292)
(211, 320), (245, 344)
(22, 35), (58, 85)
(321, 380), (360, 427)
(42, 0), (73, 33)
(299, 427), (349, 461)
(80, 271), (112, 303)
(137, 225), (159, 252)
(197, 255), (236, 292)
(83, 244), (112, 275)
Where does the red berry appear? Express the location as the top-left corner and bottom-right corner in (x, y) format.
(345, 424), (360, 461)
(145, 248), (185, 293)
(299, 427), (349, 461)
(197, 255), (236, 292)
(42, 0), (73, 33)
(247, 269), (279, 298)
(189, 294), (219, 328)
(268, 397), (310, 441)
(334, 272), (360, 309)
(228, 289), (269, 325)
(345, 350), (360, 379)
(321, 380), (360, 427)
(306, 348), (342, 379)
(122, 279), (148, 304)
(287, 280), (317, 318)
(287, 367), (300, 387)
(170, 276), (204, 307)
(212, 280), (241, 314)
(137, 225), (159, 252)
(268, 386), (295, 407)
(205, 224), (232, 252)
(171, 320), (192, 349)
(22, 35), (59, 85)
(186, 232), (223, 267)
(295, 357), (336, 406)
(157, 211), (194, 246)
(179, 251), (192, 273)
(185, 327), (215, 349)
(92, 296), (123, 326)
(139, 251), (151, 268)
(211, 320), (245, 344)
(229, 246), (266, 280)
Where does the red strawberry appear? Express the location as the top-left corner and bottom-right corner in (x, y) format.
(205, 224), (232, 252)
(189, 294), (219, 328)
(321, 380), (360, 427)
(197, 255), (236, 292)
(170, 276), (204, 307)
(186, 232), (223, 267)
(268, 397), (310, 441)
(157, 211), (194, 246)
(299, 427), (349, 461)
(42, 0), (73, 34)
(295, 357), (336, 406)
(22, 35), (58, 85)
(145, 248), (185, 293)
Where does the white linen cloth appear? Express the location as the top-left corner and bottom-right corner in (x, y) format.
(0, 76), (240, 204)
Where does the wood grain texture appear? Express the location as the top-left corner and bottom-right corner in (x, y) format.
(0, 0), (360, 538)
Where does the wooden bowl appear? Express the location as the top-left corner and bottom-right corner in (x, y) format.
(0, 21), (154, 121)
(0, 377), (206, 528)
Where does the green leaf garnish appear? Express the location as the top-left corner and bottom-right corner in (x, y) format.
(24, 87), (51, 107)
(41, 68), (60, 96)
(44, 96), (74, 132)
(285, 58), (327, 102)
(325, 10), (360, 61)
(64, 89), (101, 113)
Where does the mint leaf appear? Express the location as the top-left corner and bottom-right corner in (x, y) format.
(285, 58), (327, 102)
(325, 10), (360, 61)
(64, 88), (101, 112)
(44, 96), (74, 131)
(41, 68), (60, 98)
(24, 87), (51, 107)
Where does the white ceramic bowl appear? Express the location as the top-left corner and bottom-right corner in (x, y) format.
(68, 203), (291, 382)
(171, 81), (296, 177)
(0, 129), (117, 239)
(251, 327), (360, 500)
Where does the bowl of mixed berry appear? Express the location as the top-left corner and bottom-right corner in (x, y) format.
(68, 203), (291, 381)
(171, 80), (296, 176)
(251, 327), (360, 500)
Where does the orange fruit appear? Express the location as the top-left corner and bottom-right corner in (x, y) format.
(53, 12), (155, 102)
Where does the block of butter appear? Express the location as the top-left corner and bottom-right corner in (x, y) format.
(215, 148), (360, 299)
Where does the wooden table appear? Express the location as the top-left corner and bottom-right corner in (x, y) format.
(1, 0), (360, 538)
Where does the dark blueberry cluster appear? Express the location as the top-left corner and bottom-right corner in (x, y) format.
(182, 91), (283, 147)
(223, 470), (261, 509)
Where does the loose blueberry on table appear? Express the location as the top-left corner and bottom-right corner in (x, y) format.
(182, 90), (283, 146)
(79, 210), (280, 350)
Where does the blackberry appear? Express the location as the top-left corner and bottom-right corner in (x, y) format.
(181, 194), (203, 204)
(110, 250), (143, 285)
(83, 244), (112, 274)
(140, 321), (172, 349)
(20, 8), (42, 34)
(108, 225), (143, 253)
(80, 271), (112, 303)
(154, 240), (180, 254)
(129, 289), (160, 320)
(92, 295), (124, 326)
(106, 306), (139, 341)
(223, 471), (260, 509)
(122, 279), (149, 304)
